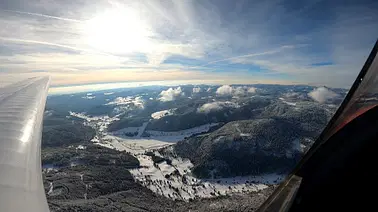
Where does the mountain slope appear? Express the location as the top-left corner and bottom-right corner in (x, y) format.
(174, 118), (303, 178)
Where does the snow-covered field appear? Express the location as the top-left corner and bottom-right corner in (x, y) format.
(279, 97), (297, 106)
(130, 151), (284, 201)
(151, 108), (176, 119)
(98, 135), (173, 154)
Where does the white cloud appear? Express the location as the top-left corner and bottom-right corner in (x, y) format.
(133, 96), (145, 109)
(159, 87), (183, 101)
(308, 87), (339, 103)
(193, 87), (201, 93)
(233, 86), (246, 96)
(1, 1), (376, 89)
(216, 85), (233, 96)
(216, 85), (256, 96)
(247, 87), (257, 93)
(197, 101), (239, 113)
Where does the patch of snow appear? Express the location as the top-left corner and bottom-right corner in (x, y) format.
(82, 96), (95, 99)
(130, 152), (284, 201)
(300, 144), (307, 153)
(279, 97), (297, 106)
(214, 136), (225, 142)
(47, 182), (53, 195)
(76, 145), (86, 150)
(283, 100), (296, 106)
(197, 101), (239, 113)
(99, 135), (173, 154)
(106, 96), (144, 109)
(151, 109), (176, 119)
(69, 112), (120, 134)
(240, 133), (251, 137)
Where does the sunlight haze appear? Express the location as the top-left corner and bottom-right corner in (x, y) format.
(0, 0), (377, 91)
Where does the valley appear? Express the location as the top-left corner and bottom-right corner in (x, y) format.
(41, 84), (345, 211)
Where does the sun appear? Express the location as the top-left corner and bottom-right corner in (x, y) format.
(83, 8), (152, 53)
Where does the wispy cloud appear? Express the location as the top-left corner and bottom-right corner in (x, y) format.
(0, 0), (377, 89)
(0, 37), (119, 57)
(190, 45), (300, 69)
(1, 9), (83, 23)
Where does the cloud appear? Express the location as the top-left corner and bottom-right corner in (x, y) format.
(159, 87), (183, 101)
(247, 87), (257, 93)
(193, 45), (298, 69)
(193, 87), (201, 93)
(233, 86), (246, 96)
(216, 85), (257, 96)
(216, 85), (233, 96)
(308, 87), (339, 103)
(0, 0), (377, 89)
(1, 9), (83, 23)
(197, 101), (239, 113)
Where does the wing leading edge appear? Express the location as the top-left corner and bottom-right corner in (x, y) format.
(0, 77), (50, 212)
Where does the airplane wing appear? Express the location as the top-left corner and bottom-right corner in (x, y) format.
(0, 77), (50, 212)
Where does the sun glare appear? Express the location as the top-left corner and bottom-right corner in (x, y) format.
(83, 8), (152, 53)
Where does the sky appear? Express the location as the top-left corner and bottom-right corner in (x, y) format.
(0, 0), (377, 91)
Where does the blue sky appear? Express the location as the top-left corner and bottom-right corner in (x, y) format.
(0, 0), (377, 89)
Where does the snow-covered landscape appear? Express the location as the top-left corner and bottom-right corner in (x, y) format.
(69, 111), (284, 201)
(130, 150), (284, 201)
